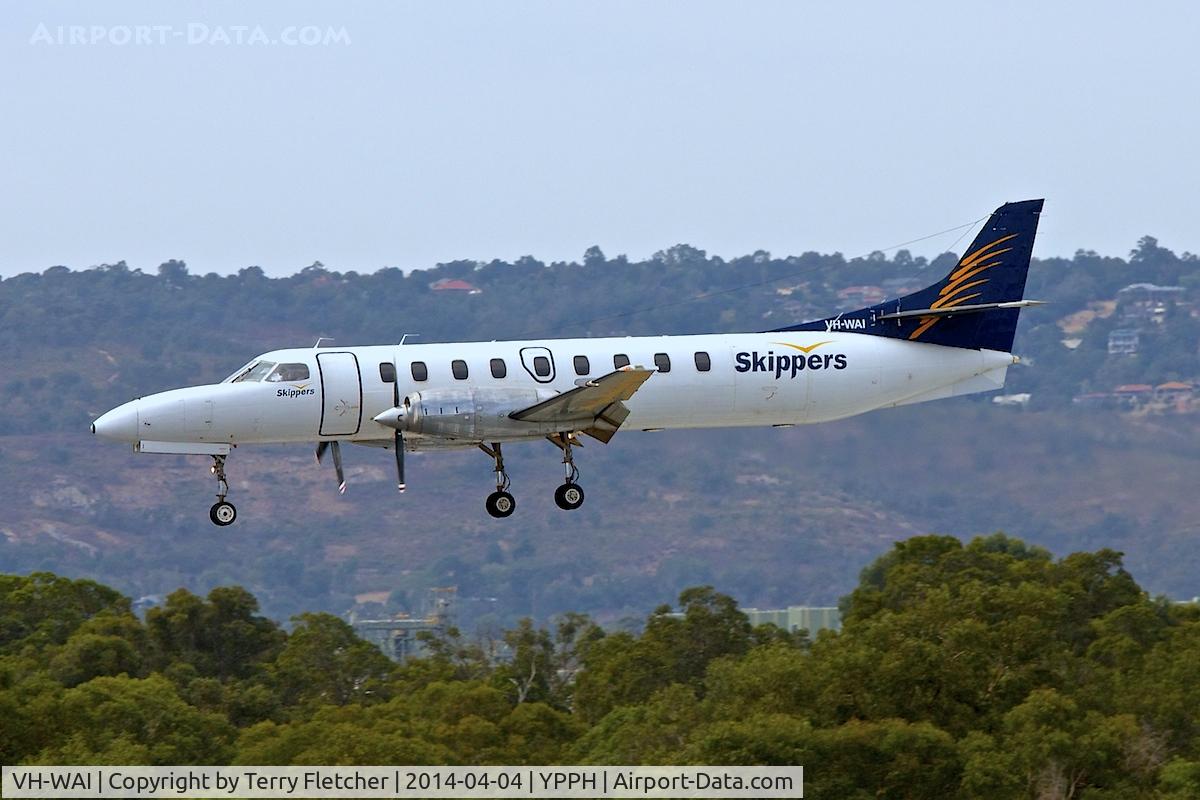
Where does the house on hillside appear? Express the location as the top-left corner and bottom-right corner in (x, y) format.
(1156, 381), (1193, 399)
(836, 285), (886, 309)
(429, 278), (482, 294)
(1118, 283), (1187, 303)
(992, 393), (1032, 407)
(1108, 329), (1140, 356)
(1112, 384), (1153, 407)
(1155, 382), (1195, 413)
(1118, 283), (1188, 326)
(774, 282), (809, 297)
(881, 276), (924, 296)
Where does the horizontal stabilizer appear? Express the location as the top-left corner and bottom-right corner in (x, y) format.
(878, 300), (1045, 321)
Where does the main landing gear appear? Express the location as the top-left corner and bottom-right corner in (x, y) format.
(480, 442), (516, 518)
(552, 433), (585, 511)
(208, 455), (237, 527)
(478, 434), (586, 518)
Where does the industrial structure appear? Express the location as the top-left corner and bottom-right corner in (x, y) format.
(742, 605), (842, 635)
(349, 587), (457, 662)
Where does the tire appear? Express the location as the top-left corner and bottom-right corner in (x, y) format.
(554, 482), (585, 510)
(209, 501), (237, 527)
(485, 491), (516, 518)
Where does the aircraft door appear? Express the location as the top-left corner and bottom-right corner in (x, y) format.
(519, 346), (556, 383)
(317, 352), (362, 436)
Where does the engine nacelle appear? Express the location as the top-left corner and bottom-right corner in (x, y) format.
(375, 388), (566, 440)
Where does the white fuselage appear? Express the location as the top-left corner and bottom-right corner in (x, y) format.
(93, 332), (1015, 453)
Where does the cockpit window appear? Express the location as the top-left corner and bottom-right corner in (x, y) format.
(223, 360), (258, 383)
(266, 363), (310, 382)
(231, 361), (278, 383)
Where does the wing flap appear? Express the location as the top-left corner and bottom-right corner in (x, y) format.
(510, 367), (654, 426)
(582, 401), (632, 443)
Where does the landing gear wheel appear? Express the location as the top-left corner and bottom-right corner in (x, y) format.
(554, 482), (585, 510)
(485, 491), (516, 519)
(207, 455), (236, 526)
(209, 501), (237, 527)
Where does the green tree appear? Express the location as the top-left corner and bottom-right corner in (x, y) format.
(271, 613), (394, 707)
(499, 701), (583, 764)
(572, 630), (668, 723)
(235, 706), (451, 766)
(48, 612), (146, 686)
(962, 689), (1146, 799)
(701, 641), (813, 720)
(572, 684), (703, 764)
(576, 586), (753, 719)
(146, 587), (284, 680)
(0, 573), (130, 654)
(491, 618), (553, 705)
(31, 674), (235, 764)
(1159, 759), (1200, 800)
(681, 714), (814, 766)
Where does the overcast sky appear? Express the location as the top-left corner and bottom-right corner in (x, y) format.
(2, 1), (1197, 277)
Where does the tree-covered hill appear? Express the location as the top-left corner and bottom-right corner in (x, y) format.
(3, 536), (1199, 797)
(0, 240), (1197, 625)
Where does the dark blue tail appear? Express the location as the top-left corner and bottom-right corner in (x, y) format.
(771, 199), (1044, 352)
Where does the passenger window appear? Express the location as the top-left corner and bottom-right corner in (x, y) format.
(379, 362), (396, 383)
(613, 354), (630, 369)
(654, 353), (671, 373)
(533, 356), (551, 377)
(694, 351), (711, 372)
(411, 361), (428, 382)
(452, 360), (469, 380)
(490, 358), (507, 379)
(573, 355), (590, 376)
(266, 363), (310, 382)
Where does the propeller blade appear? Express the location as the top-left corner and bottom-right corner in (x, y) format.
(315, 441), (328, 463)
(331, 440), (346, 494)
(395, 431), (406, 492)
(392, 359), (406, 493)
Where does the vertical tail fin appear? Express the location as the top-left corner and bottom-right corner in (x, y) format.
(772, 199), (1044, 352)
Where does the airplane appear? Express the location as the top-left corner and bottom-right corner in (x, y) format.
(92, 199), (1044, 525)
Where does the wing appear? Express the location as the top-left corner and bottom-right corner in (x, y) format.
(509, 366), (654, 442)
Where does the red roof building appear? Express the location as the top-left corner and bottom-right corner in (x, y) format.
(1155, 381), (1194, 398)
(429, 278), (482, 294)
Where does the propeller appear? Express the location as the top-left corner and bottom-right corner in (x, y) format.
(315, 440), (347, 494)
(392, 364), (406, 492)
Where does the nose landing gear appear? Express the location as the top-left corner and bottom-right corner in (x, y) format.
(480, 442), (515, 518)
(208, 455), (237, 526)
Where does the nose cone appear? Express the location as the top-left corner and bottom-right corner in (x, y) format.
(373, 406), (407, 431)
(92, 401), (139, 442)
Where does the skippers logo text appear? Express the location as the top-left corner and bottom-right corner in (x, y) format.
(276, 384), (315, 398)
(735, 341), (847, 379)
